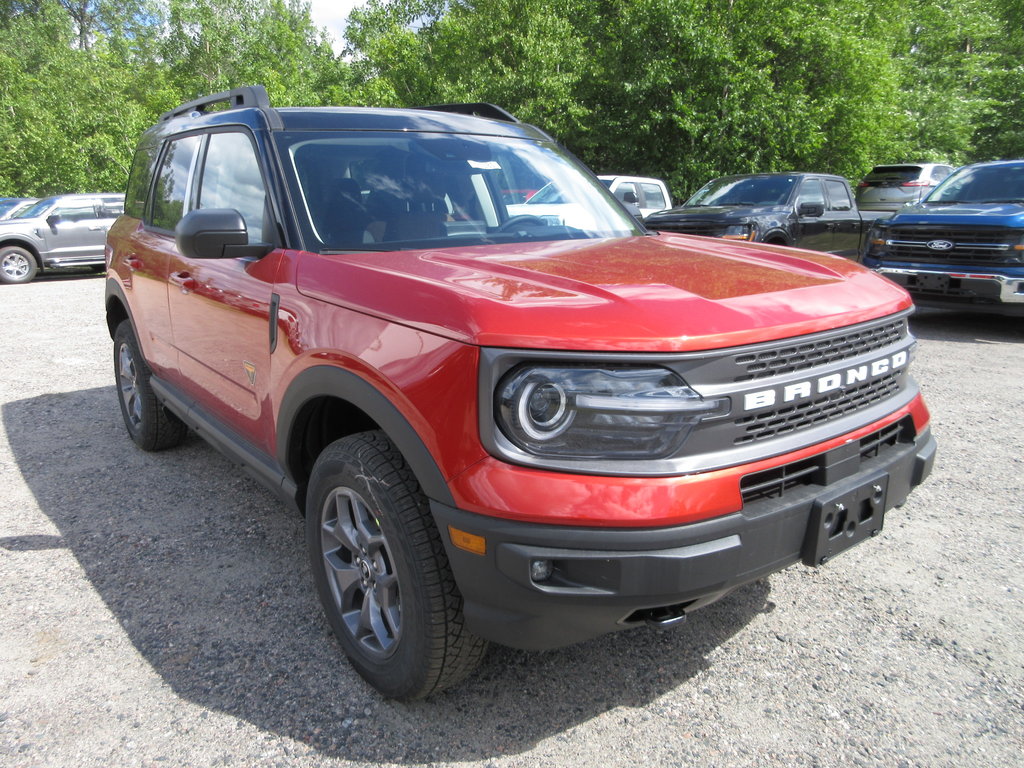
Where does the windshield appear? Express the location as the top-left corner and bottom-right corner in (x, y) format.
(926, 163), (1024, 204)
(281, 131), (641, 251)
(686, 176), (797, 207)
(13, 198), (54, 219)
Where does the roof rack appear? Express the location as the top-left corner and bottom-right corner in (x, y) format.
(160, 85), (272, 122)
(415, 103), (520, 124)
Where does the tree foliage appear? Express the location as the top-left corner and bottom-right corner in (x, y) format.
(0, 0), (1019, 199)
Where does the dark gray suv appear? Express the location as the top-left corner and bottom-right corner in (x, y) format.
(0, 193), (124, 284)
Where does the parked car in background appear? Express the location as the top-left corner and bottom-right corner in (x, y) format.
(598, 175), (672, 217)
(644, 172), (879, 258)
(0, 197), (36, 220)
(861, 159), (1024, 314)
(855, 163), (954, 213)
(0, 193), (124, 284)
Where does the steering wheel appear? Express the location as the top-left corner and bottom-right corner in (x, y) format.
(496, 215), (547, 233)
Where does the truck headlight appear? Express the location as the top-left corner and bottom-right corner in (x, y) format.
(865, 223), (889, 257)
(721, 223), (755, 241)
(496, 365), (728, 460)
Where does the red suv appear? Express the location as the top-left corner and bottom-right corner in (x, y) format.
(106, 87), (935, 699)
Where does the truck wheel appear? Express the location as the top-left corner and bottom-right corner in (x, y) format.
(0, 246), (38, 284)
(307, 431), (486, 700)
(113, 320), (188, 451)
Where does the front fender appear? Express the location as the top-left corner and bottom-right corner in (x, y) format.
(276, 365), (455, 507)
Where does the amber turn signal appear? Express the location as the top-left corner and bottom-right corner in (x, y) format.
(448, 525), (487, 555)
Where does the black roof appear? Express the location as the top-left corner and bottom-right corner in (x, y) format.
(149, 85), (551, 143)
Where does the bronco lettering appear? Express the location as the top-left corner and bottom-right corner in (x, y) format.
(743, 350), (909, 411)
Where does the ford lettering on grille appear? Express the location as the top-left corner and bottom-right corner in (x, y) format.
(743, 351), (909, 411)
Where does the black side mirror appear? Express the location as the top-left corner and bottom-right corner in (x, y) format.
(46, 214), (61, 228)
(798, 202), (825, 217)
(176, 209), (272, 260)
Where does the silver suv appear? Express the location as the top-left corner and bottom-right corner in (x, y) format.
(0, 193), (124, 284)
(855, 163), (954, 212)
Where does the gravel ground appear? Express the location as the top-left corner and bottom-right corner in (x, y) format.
(1, 273), (1022, 768)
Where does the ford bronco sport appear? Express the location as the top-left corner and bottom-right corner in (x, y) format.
(106, 86), (935, 699)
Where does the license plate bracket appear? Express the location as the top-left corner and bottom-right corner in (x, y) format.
(802, 473), (888, 567)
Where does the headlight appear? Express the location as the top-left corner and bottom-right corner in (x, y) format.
(721, 223), (755, 241)
(865, 223), (889, 257)
(496, 365), (728, 460)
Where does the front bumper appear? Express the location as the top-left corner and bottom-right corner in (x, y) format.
(433, 422), (935, 651)
(873, 265), (1024, 313)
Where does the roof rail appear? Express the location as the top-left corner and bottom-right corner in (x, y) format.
(415, 103), (520, 124)
(160, 85), (272, 122)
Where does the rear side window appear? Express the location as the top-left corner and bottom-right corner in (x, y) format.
(640, 182), (667, 210)
(198, 132), (268, 243)
(124, 142), (161, 219)
(824, 179), (853, 211)
(150, 135), (201, 231)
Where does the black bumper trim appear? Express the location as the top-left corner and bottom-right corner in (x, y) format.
(432, 428), (935, 651)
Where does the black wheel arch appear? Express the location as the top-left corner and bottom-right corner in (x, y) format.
(761, 229), (791, 245)
(105, 278), (133, 339)
(278, 365), (455, 513)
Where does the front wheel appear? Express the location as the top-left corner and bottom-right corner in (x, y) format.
(0, 246), (38, 284)
(113, 320), (188, 451)
(306, 431), (486, 699)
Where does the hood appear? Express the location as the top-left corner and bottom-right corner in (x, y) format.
(296, 233), (911, 352)
(647, 204), (790, 222)
(891, 201), (1024, 227)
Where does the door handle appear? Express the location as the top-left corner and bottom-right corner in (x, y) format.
(170, 271), (198, 292)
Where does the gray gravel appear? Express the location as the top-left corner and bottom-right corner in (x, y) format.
(1, 273), (1022, 768)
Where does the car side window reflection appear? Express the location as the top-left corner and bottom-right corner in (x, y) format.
(150, 135), (201, 231)
(199, 132), (267, 244)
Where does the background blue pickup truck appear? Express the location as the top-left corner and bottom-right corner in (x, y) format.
(861, 159), (1024, 315)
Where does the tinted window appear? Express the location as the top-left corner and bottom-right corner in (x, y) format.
(824, 179), (853, 211)
(150, 135), (201, 231)
(930, 166), (953, 182)
(125, 141), (161, 219)
(199, 132), (267, 243)
(797, 178), (825, 207)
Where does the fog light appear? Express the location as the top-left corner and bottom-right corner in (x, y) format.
(530, 559), (553, 582)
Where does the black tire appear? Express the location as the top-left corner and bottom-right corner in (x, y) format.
(113, 320), (188, 451)
(0, 246), (38, 284)
(306, 431), (487, 700)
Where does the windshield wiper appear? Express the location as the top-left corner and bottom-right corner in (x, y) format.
(982, 199), (1024, 205)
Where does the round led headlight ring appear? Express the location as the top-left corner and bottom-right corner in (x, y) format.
(517, 380), (572, 441)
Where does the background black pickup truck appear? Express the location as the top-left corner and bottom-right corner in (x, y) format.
(645, 172), (883, 258)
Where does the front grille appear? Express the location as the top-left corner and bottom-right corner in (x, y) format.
(886, 225), (1022, 266)
(647, 220), (720, 237)
(740, 418), (910, 504)
(733, 372), (903, 445)
(733, 318), (906, 382)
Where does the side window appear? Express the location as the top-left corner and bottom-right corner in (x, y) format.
(824, 179), (853, 211)
(797, 178), (825, 208)
(613, 182), (640, 205)
(150, 135), (201, 231)
(52, 202), (99, 222)
(931, 166), (952, 182)
(640, 182), (667, 210)
(199, 132), (267, 243)
(124, 142), (161, 219)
